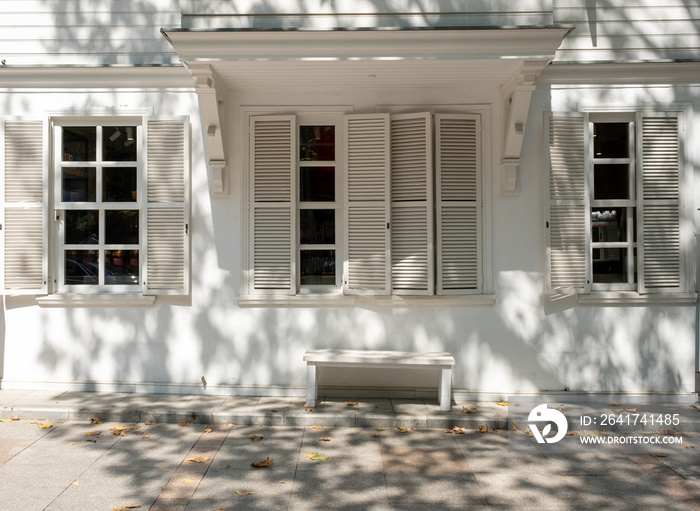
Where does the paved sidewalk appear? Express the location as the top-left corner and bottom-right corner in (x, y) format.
(1, 390), (699, 510)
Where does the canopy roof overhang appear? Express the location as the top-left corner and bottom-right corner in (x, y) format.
(161, 27), (572, 196)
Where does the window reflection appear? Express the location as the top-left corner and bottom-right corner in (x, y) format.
(300, 250), (335, 285)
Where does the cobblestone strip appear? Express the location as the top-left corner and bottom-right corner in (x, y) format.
(149, 425), (231, 511)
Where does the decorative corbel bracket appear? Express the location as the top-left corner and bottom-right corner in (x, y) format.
(184, 62), (229, 197)
(500, 60), (550, 196)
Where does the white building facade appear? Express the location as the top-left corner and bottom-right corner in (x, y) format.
(1, 0), (698, 400)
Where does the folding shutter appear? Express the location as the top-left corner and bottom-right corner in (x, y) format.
(2, 120), (48, 294)
(249, 115), (296, 294)
(637, 113), (683, 293)
(435, 114), (481, 295)
(390, 112), (433, 295)
(143, 117), (191, 295)
(343, 113), (391, 295)
(545, 113), (590, 294)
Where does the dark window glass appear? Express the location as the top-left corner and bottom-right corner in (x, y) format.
(103, 126), (137, 161)
(105, 210), (139, 244)
(300, 126), (335, 161)
(65, 210), (99, 244)
(591, 208), (628, 242)
(300, 210), (335, 244)
(62, 167), (96, 202)
(103, 167), (137, 202)
(300, 249), (335, 285)
(300, 167), (335, 202)
(594, 164), (630, 200)
(65, 250), (99, 285)
(63, 127), (96, 161)
(105, 249), (139, 285)
(593, 123), (629, 159)
(593, 248), (628, 284)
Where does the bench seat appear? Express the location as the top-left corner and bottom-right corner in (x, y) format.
(303, 349), (455, 411)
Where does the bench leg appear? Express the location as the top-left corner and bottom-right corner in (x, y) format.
(439, 368), (452, 411)
(306, 364), (318, 407)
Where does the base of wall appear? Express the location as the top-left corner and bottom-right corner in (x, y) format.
(1, 379), (697, 403)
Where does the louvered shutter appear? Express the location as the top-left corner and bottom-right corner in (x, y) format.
(2, 120), (48, 294)
(637, 113), (684, 293)
(435, 114), (481, 295)
(249, 115), (296, 294)
(143, 117), (190, 295)
(546, 113), (591, 294)
(343, 113), (391, 295)
(390, 112), (434, 295)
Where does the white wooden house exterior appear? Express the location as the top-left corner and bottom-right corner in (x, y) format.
(1, 0), (698, 400)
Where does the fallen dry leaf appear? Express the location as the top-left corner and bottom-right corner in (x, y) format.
(72, 481), (80, 486)
(305, 452), (329, 461)
(0, 419), (13, 423)
(85, 430), (101, 436)
(397, 426), (409, 433)
(461, 406), (478, 414)
(39, 423), (53, 429)
(204, 428), (213, 433)
(228, 424), (237, 428)
(650, 453), (667, 457)
(304, 403), (313, 413)
(90, 418), (104, 424)
(188, 456), (210, 463)
(67, 442), (76, 446)
(145, 421), (154, 425)
(347, 401), (358, 407)
(684, 444), (696, 449)
(625, 408), (637, 413)
(86, 439), (97, 443)
(183, 478), (195, 484)
(496, 402), (509, 407)
(606, 402), (621, 407)
(479, 425), (488, 433)
(375, 427), (385, 431)
(143, 435), (150, 439)
(111, 506), (141, 511)
(319, 437), (331, 442)
(311, 425), (324, 430)
(218, 508), (228, 511)
(369, 434), (379, 438)
(179, 421), (191, 427)
(251, 457), (274, 468)
(248, 434), (264, 441)
(111, 425), (140, 436)
(444, 426), (467, 434)
(235, 491), (253, 497)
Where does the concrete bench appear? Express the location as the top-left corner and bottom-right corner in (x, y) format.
(303, 349), (455, 411)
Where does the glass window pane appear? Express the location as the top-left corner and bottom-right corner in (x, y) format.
(65, 250), (99, 285)
(103, 126), (137, 161)
(591, 208), (629, 242)
(65, 210), (98, 244)
(63, 127), (96, 162)
(300, 249), (335, 285)
(105, 210), (139, 244)
(300, 210), (335, 244)
(300, 167), (335, 202)
(62, 167), (96, 202)
(593, 248), (629, 284)
(103, 167), (137, 202)
(594, 164), (630, 200)
(105, 249), (139, 285)
(300, 126), (335, 161)
(593, 122), (629, 159)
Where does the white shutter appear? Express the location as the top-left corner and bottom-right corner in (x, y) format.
(143, 117), (190, 295)
(249, 115), (296, 294)
(637, 113), (683, 293)
(343, 113), (390, 295)
(391, 112), (433, 294)
(545, 113), (590, 294)
(435, 114), (481, 295)
(2, 120), (48, 294)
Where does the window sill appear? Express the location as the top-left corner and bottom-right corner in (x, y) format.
(374, 295), (497, 307)
(577, 292), (698, 306)
(36, 294), (156, 307)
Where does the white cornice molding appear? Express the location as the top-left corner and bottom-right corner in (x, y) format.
(541, 61), (700, 85)
(0, 66), (194, 89)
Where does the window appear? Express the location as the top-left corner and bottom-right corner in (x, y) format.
(247, 111), (483, 298)
(2, 117), (191, 299)
(546, 111), (690, 297)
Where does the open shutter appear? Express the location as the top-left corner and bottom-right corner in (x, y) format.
(2, 120), (48, 294)
(343, 113), (391, 295)
(390, 112), (433, 295)
(249, 115), (296, 294)
(143, 117), (190, 295)
(435, 114), (481, 295)
(546, 112), (590, 294)
(637, 113), (683, 293)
